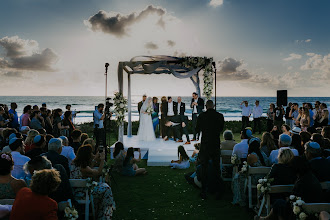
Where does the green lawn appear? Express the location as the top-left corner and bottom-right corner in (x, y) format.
(105, 133), (262, 220)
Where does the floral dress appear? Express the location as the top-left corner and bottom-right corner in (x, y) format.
(232, 152), (269, 206)
(70, 162), (115, 220)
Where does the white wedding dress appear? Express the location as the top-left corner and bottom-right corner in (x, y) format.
(137, 97), (156, 141)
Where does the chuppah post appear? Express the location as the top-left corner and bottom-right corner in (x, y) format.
(127, 72), (132, 137)
(117, 62), (124, 143)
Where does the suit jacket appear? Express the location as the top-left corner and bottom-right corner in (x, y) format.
(169, 115), (188, 125)
(268, 163), (297, 185)
(10, 187), (58, 220)
(43, 151), (70, 176)
(163, 101), (178, 118)
(309, 158), (330, 182)
(177, 102), (185, 115)
(138, 101), (143, 114)
(153, 103), (160, 113)
(190, 97), (204, 114)
(196, 109), (224, 151)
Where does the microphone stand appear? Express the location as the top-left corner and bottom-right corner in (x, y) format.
(212, 62), (217, 111)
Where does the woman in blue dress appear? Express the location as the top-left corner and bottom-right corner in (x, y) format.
(121, 148), (147, 176)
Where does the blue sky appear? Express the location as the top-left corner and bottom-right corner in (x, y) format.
(1, 0), (329, 96)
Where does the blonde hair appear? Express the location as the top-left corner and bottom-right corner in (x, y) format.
(30, 169), (61, 195)
(24, 129), (40, 146)
(82, 138), (96, 151)
(278, 148), (294, 164)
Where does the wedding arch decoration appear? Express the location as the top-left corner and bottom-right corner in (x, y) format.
(113, 92), (128, 126)
(116, 55), (215, 142)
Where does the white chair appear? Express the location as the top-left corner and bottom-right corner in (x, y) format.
(302, 203), (330, 213)
(69, 179), (95, 220)
(247, 166), (271, 209)
(220, 150), (233, 181)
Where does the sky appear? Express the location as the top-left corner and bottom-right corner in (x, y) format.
(0, 0), (330, 97)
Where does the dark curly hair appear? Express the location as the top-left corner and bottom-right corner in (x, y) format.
(0, 153), (14, 175)
(30, 169), (61, 195)
(73, 144), (93, 168)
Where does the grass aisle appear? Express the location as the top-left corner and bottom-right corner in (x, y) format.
(109, 133), (262, 220)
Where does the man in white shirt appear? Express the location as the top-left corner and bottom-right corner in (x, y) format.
(177, 97), (185, 116)
(232, 129), (253, 159)
(253, 100), (263, 134)
(269, 134), (299, 164)
(240, 101), (252, 131)
(164, 97), (177, 141)
(9, 137), (30, 179)
(93, 103), (106, 151)
(59, 136), (76, 167)
(190, 92), (204, 141)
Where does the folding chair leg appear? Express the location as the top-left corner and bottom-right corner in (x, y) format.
(258, 197), (265, 216)
(248, 176), (252, 209)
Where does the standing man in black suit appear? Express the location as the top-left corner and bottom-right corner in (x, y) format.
(138, 95), (147, 114)
(191, 92), (204, 141)
(196, 100), (225, 199)
(177, 96), (185, 116)
(163, 97), (177, 141)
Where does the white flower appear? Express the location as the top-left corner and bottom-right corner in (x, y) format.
(267, 183), (271, 187)
(296, 200), (304, 206)
(299, 212), (307, 220)
(64, 207), (71, 215)
(261, 186), (265, 193)
(257, 184), (262, 190)
(258, 179), (263, 184)
(120, 103), (124, 108)
(241, 167), (247, 172)
(293, 205), (301, 215)
(290, 195), (296, 200)
(72, 210), (78, 217)
(243, 161), (247, 165)
(297, 197), (301, 200)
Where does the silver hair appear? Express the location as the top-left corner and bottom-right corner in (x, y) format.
(48, 138), (63, 152)
(24, 156), (52, 174)
(223, 130), (234, 140)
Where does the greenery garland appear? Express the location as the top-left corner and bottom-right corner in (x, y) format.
(182, 56), (214, 100)
(113, 92), (128, 126)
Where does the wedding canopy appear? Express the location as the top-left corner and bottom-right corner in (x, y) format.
(117, 55), (214, 141)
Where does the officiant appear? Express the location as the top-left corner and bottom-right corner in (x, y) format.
(165, 114), (191, 145)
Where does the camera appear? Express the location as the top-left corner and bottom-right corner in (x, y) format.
(105, 97), (113, 114)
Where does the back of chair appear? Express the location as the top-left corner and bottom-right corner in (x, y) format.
(321, 181), (330, 190)
(69, 179), (88, 188)
(248, 167), (271, 175)
(303, 203), (330, 213)
(221, 150), (233, 156)
(0, 199), (15, 205)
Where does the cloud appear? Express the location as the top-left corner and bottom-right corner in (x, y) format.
(84, 5), (167, 38)
(305, 39), (312, 43)
(0, 36), (58, 73)
(287, 66), (293, 70)
(300, 53), (330, 78)
(295, 39), (312, 43)
(216, 57), (252, 81)
(283, 53), (302, 61)
(145, 41), (158, 50)
(209, 0), (223, 8)
(173, 50), (187, 57)
(2, 71), (23, 77)
(306, 53), (315, 57)
(167, 40), (175, 47)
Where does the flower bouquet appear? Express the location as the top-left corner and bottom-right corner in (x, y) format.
(257, 178), (274, 194)
(231, 154), (240, 165)
(290, 195), (308, 220)
(239, 161), (248, 174)
(64, 199), (78, 220)
(146, 106), (154, 115)
(86, 177), (98, 193)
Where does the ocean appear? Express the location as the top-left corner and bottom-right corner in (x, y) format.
(0, 96), (329, 124)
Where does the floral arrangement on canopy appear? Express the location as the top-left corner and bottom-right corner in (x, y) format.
(113, 92), (128, 126)
(182, 56), (214, 100)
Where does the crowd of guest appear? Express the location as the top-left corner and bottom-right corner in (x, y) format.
(0, 102), (115, 219)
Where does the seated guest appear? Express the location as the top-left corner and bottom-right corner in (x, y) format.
(256, 156), (322, 220)
(170, 145), (190, 169)
(189, 143), (200, 163)
(10, 169), (61, 220)
(82, 138), (101, 166)
(300, 131), (312, 154)
(0, 153), (26, 199)
(24, 156), (77, 207)
(268, 148), (296, 185)
(290, 133), (303, 155)
(269, 134), (299, 164)
(321, 126), (330, 139)
(20, 126), (30, 140)
(122, 147), (147, 176)
(9, 138), (30, 179)
(304, 141), (330, 182)
(281, 124), (291, 136)
(232, 128), (252, 160)
(260, 132), (277, 157)
(1, 132), (22, 153)
(59, 136), (76, 166)
(113, 142), (126, 173)
(270, 125), (280, 146)
(80, 133), (89, 144)
(25, 135), (46, 159)
(29, 110), (44, 131)
(42, 138), (70, 176)
(220, 130), (237, 150)
(0, 128), (17, 150)
(70, 144), (115, 219)
(311, 133), (325, 149)
(232, 138), (269, 206)
(24, 129), (39, 153)
(70, 129), (82, 153)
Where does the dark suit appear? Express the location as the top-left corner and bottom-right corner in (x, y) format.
(177, 102), (185, 115)
(138, 101), (144, 114)
(196, 108), (224, 193)
(168, 115), (190, 142)
(191, 97), (204, 140)
(42, 151), (70, 176)
(163, 101), (178, 137)
(309, 157), (330, 182)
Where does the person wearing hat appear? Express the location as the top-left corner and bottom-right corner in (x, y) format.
(269, 134), (299, 164)
(232, 128), (253, 160)
(42, 138), (70, 176)
(1, 133), (23, 154)
(9, 138), (30, 179)
(290, 126), (301, 135)
(25, 135), (46, 159)
(304, 141), (330, 182)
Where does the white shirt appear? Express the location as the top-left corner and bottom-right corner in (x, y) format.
(269, 147), (299, 164)
(253, 105), (263, 118)
(240, 105), (252, 117)
(232, 139), (249, 159)
(168, 102), (174, 116)
(11, 151), (31, 179)
(1, 145), (11, 153)
(61, 146), (76, 166)
(177, 102), (181, 115)
(193, 99), (198, 114)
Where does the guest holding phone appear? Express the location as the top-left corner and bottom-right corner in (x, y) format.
(121, 147), (147, 176)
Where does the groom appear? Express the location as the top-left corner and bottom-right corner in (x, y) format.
(138, 95), (147, 114)
(163, 96), (178, 141)
(165, 114), (191, 144)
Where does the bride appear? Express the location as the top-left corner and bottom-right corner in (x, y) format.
(138, 97), (156, 141)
